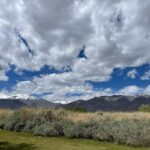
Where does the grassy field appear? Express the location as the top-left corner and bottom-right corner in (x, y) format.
(0, 130), (150, 150)
(1, 108), (150, 147)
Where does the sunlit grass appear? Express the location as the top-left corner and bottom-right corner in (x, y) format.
(0, 130), (149, 150)
(1, 108), (150, 122)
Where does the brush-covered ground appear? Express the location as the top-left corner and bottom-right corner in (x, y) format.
(1, 108), (150, 148)
(0, 130), (149, 150)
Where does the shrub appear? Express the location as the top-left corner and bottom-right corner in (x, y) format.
(93, 119), (114, 142)
(139, 104), (150, 112)
(4, 111), (21, 131)
(125, 120), (150, 146)
(64, 121), (98, 139)
(23, 118), (41, 132)
(65, 107), (87, 112)
(0, 119), (6, 129)
(52, 120), (71, 136)
(33, 123), (59, 137)
(108, 119), (150, 146)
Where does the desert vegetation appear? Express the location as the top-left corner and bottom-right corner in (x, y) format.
(1, 108), (150, 147)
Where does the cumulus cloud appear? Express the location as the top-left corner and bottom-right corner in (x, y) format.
(10, 73), (113, 102)
(127, 69), (138, 79)
(0, 0), (150, 100)
(144, 85), (150, 94)
(140, 70), (150, 80)
(0, 0), (150, 76)
(118, 85), (142, 95)
(118, 85), (150, 96)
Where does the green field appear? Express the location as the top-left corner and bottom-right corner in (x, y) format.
(0, 130), (150, 150)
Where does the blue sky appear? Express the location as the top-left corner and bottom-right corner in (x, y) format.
(1, 0), (150, 103)
(89, 64), (150, 91)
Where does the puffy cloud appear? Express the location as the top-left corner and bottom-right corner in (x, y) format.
(127, 69), (138, 79)
(0, 93), (11, 99)
(0, 0), (150, 79)
(5, 69), (113, 102)
(140, 70), (150, 80)
(117, 85), (150, 97)
(118, 85), (142, 95)
(144, 85), (150, 94)
(10, 73), (113, 102)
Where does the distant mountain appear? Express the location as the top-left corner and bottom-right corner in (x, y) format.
(21, 99), (58, 108)
(1, 95), (150, 111)
(64, 95), (150, 111)
(0, 99), (28, 109)
(0, 98), (58, 109)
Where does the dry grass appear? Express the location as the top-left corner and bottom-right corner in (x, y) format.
(54, 109), (150, 121)
(96, 112), (150, 120)
(49, 109), (150, 122)
(0, 109), (13, 119)
(1, 108), (150, 122)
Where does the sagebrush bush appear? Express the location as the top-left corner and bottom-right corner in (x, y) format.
(23, 117), (41, 132)
(4, 111), (21, 131)
(93, 120), (114, 142)
(82, 120), (98, 139)
(33, 123), (59, 137)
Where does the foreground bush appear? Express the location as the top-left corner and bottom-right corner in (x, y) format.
(1, 109), (150, 147)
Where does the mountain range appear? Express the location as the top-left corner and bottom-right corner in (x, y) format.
(64, 95), (150, 111)
(0, 98), (58, 109)
(0, 95), (150, 111)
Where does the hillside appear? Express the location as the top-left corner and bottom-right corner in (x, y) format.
(64, 95), (150, 111)
(0, 98), (58, 109)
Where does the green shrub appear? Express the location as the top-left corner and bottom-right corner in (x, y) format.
(93, 119), (114, 142)
(64, 121), (98, 139)
(82, 120), (98, 139)
(108, 119), (150, 146)
(0, 118), (6, 129)
(4, 112), (21, 131)
(139, 104), (150, 112)
(23, 118), (40, 132)
(33, 123), (59, 137)
(65, 107), (87, 112)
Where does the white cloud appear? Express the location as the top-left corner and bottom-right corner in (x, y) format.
(10, 73), (113, 102)
(140, 70), (150, 80)
(127, 69), (137, 79)
(6, 81), (150, 102)
(0, 0), (150, 80)
(0, 93), (11, 99)
(144, 85), (150, 94)
(118, 85), (142, 95)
